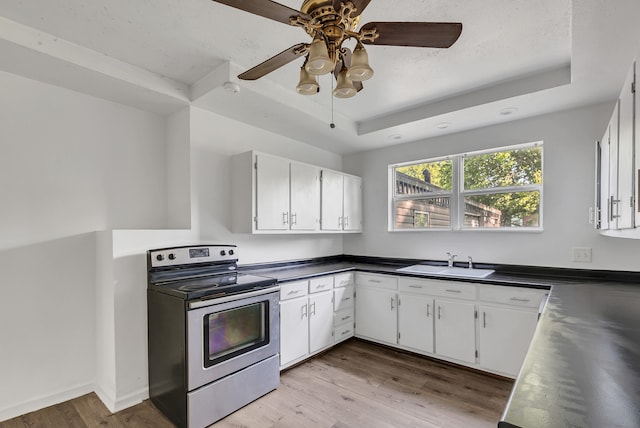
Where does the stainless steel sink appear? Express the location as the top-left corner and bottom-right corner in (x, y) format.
(396, 264), (494, 278)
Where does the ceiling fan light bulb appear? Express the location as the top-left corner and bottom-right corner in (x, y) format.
(296, 66), (320, 95)
(333, 69), (357, 98)
(347, 45), (374, 81)
(306, 36), (333, 75)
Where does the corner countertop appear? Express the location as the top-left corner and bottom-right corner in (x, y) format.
(239, 256), (640, 428)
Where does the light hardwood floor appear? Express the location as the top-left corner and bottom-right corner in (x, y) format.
(1, 340), (513, 428)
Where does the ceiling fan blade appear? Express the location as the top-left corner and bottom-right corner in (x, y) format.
(211, 0), (308, 25)
(333, 0), (373, 15)
(360, 22), (463, 48)
(238, 43), (308, 80)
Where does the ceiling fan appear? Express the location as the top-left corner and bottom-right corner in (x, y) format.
(212, 0), (462, 98)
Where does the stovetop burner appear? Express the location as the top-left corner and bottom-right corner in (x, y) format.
(147, 245), (277, 301)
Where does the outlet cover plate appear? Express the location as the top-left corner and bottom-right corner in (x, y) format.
(572, 247), (592, 263)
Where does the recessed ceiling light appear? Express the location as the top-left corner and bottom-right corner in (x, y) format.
(499, 107), (518, 116)
(388, 134), (402, 140)
(436, 122), (451, 129)
(223, 81), (240, 93)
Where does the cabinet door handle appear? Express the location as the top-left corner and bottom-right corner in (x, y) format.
(310, 302), (316, 316)
(437, 306), (442, 319)
(291, 213), (297, 225)
(390, 297), (395, 311)
(344, 216), (349, 227)
(510, 297), (531, 302)
(426, 303), (430, 317)
(445, 289), (462, 294)
(282, 212), (289, 225)
(483, 311), (487, 328)
(301, 304), (308, 319)
(338, 216), (343, 227)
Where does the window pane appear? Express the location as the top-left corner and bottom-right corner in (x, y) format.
(395, 197), (451, 229)
(463, 191), (540, 228)
(395, 159), (453, 195)
(463, 146), (542, 190)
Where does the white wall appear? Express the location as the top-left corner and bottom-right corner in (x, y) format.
(343, 102), (640, 271)
(0, 72), (169, 420)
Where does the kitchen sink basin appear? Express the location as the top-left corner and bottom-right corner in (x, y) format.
(396, 264), (495, 278)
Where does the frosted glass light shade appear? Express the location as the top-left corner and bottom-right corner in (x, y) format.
(346, 44), (373, 81)
(296, 66), (319, 95)
(305, 36), (333, 75)
(333, 68), (357, 98)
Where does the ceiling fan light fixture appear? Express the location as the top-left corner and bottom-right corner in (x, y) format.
(333, 67), (357, 98)
(347, 43), (374, 82)
(305, 35), (334, 75)
(296, 65), (320, 95)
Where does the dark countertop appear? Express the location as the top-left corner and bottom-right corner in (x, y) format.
(240, 257), (640, 428)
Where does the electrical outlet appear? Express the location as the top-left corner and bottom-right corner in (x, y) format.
(572, 247), (592, 263)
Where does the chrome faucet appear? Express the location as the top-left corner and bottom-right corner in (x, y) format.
(446, 252), (457, 268)
(467, 256), (473, 269)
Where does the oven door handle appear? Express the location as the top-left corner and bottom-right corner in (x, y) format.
(188, 285), (280, 309)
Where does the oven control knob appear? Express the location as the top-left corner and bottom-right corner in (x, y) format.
(168, 253), (176, 260)
(228, 249), (235, 256)
(156, 254), (164, 262)
(220, 250), (226, 256)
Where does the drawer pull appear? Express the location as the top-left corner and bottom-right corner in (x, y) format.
(369, 279), (381, 283)
(316, 284), (326, 289)
(341, 315), (351, 321)
(510, 297), (531, 302)
(342, 297), (351, 301)
(341, 330), (351, 335)
(408, 285), (423, 289)
(446, 289), (462, 293)
(287, 290), (300, 295)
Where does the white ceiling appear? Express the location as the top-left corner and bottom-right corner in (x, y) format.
(1, 0), (639, 154)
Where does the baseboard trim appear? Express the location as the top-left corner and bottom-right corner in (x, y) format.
(0, 382), (94, 423)
(94, 384), (149, 413)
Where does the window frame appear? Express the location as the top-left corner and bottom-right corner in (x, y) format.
(389, 142), (543, 232)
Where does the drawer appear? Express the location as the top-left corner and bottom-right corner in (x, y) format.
(334, 323), (354, 343)
(399, 278), (476, 300)
(279, 280), (309, 301)
(355, 273), (398, 290)
(309, 276), (334, 293)
(333, 308), (354, 327)
(334, 272), (355, 288)
(334, 285), (354, 311)
(478, 284), (547, 308)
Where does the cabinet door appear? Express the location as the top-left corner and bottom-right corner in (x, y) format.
(279, 297), (309, 367)
(398, 293), (434, 353)
(290, 163), (319, 231)
(255, 154), (290, 230)
(618, 63), (635, 229)
(434, 299), (476, 363)
(597, 136), (610, 230)
(478, 305), (538, 376)
(355, 287), (397, 345)
(343, 175), (362, 231)
(609, 101), (620, 229)
(321, 170), (344, 230)
(309, 291), (334, 353)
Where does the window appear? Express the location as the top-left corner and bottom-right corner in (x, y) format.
(390, 142), (543, 231)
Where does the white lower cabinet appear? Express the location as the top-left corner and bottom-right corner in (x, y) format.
(398, 293), (434, 353)
(308, 291), (334, 353)
(478, 305), (538, 376)
(355, 273), (398, 345)
(434, 299), (477, 364)
(279, 279), (333, 369)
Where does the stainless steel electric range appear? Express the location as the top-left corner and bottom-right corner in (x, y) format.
(147, 245), (280, 428)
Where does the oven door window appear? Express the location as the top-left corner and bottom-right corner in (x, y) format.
(203, 301), (269, 367)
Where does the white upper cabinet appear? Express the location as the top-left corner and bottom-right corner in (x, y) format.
(255, 154), (291, 230)
(232, 151), (361, 234)
(597, 60), (639, 236)
(321, 170), (362, 232)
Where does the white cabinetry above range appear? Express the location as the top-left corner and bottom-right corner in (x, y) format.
(231, 151), (362, 234)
